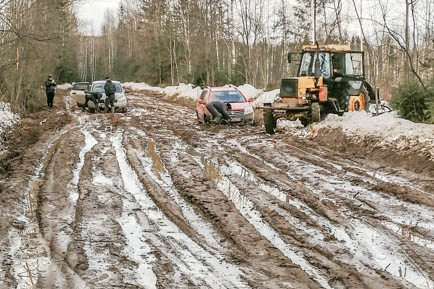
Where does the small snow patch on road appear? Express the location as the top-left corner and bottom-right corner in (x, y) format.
(68, 128), (98, 204)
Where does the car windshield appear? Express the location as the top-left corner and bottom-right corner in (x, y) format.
(91, 82), (122, 93)
(210, 91), (245, 103)
(72, 83), (88, 91)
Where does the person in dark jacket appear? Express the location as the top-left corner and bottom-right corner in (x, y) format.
(104, 77), (116, 113)
(206, 101), (231, 124)
(45, 75), (56, 107)
(83, 92), (102, 113)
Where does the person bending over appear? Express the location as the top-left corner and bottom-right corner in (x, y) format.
(206, 101), (231, 124)
(83, 92), (102, 113)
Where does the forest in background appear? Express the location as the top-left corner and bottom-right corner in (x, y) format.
(1, 0), (434, 114)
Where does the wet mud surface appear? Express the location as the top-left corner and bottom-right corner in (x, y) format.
(0, 92), (433, 289)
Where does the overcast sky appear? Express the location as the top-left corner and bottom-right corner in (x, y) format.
(74, 0), (122, 35)
(73, 0), (412, 40)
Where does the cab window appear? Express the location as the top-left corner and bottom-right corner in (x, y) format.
(345, 53), (363, 76)
(332, 54), (345, 77)
(299, 52), (331, 79)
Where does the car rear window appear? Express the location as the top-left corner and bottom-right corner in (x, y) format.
(72, 83), (88, 91)
(210, 91), (244, 103)
(91, 82), (122, 93)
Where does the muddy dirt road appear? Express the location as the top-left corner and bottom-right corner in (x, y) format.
(1, 91), (433, 289)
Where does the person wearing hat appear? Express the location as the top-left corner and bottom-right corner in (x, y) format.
(45, 74), (56, 108)
(103, 76), (116, 113)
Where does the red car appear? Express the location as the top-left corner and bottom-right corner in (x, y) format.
(196, 86), (255, 124)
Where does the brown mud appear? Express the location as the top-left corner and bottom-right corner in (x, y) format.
(0, 91), (432, 289)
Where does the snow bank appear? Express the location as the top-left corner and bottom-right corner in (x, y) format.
(0, 102), (20, 154)
(253, 89), (280, 107)
(237, 84), (263, 100)
(162, 83), (202, 100)
(284, 111), (434, 161)
(57, 83), (72, 90)
(123, 82), (163, 92)
(123, 82), (201, 100)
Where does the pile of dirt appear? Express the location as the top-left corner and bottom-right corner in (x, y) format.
(274, 111), (434, 177)
(310, 128), (434, 176)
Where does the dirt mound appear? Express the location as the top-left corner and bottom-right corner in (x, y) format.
(310, 127), (434, 177)
(274, 112), (434, 177)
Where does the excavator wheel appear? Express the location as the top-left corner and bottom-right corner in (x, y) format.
(264, 109), (276, 134)
(348, 91), (369, 112)
(311, 102), (321, 123)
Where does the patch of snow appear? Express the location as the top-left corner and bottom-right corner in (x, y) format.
(237, 84), (263, 99)
(124, 82), (202, 100)
(303, 111), (434, 161)
(162, 83), (202, 100)
(276, 118), (304, 130)
(122, 82), (163, 93)
(57, 83), (73, 90)
(351, 220), (433, 289)
(0, 102), (19, 127)
(0, 102), (19, 153)
(92, 170), (113, 186)
(253, 89), (280, 107)
(68, 128), (98, 204)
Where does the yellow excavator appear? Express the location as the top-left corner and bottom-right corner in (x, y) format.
(259, 43), (378, 134)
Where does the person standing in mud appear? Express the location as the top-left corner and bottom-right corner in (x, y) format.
(104, 77), (116, 113)
(45, 74), (56, 108)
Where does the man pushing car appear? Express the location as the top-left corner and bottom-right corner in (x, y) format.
(206, 101), (231, 124)
(83, 92), (102, 113)
(104, 77), (116, 113)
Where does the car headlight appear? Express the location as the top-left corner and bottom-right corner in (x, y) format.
(244, 106), (253, 115)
